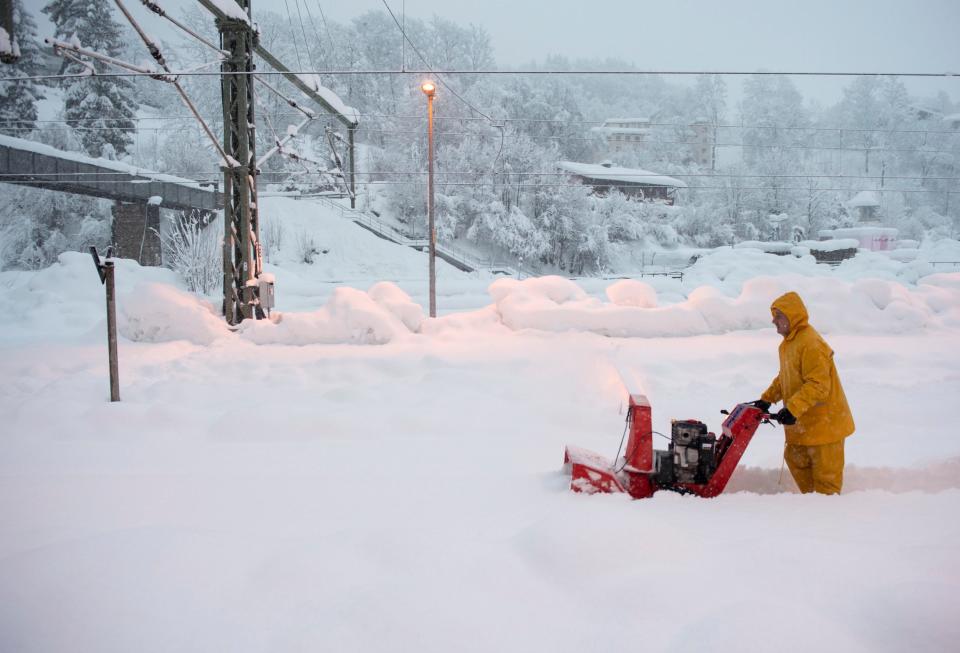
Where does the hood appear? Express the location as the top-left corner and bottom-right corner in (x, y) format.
(771, 291), (809, 340)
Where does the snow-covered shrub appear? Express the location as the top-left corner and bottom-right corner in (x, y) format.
(160, 210), (221, 295)
(294, 229), (321, 264)
(0, 184), (111, 271)
(674, 203), (734, 247)
(261, 217), (285, 263)
(466, 201), (548, 263)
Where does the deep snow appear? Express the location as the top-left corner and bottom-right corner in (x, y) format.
(0, 196), (958, 652)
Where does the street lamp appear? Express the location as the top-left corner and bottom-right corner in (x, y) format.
(421, 80), (437, 317)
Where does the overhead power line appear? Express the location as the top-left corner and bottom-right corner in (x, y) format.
(378, 0), (497, 124)
(3, 178), (952, 195)
(7, 68), (960, 82)
(8, 113), (959, 137)
(4, 170), (955, 182)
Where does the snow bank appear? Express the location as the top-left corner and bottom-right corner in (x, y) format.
(368, 281), (424, 332)
(119, 283), (227, 345)
(490, 273), (960, 337)
(239, 285), (417, 345)
(605, 279), (657, 307)
(734, 240), (794, 254)
(1, 213), (959, 653)
(0, 252), (184, 342)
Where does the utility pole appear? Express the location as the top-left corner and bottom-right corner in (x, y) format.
(90, 247), (120, 402)
(421, 81), (437, 318)
(349, 126), (357, 209)
(196, 0), (360, 322)
(214, 0), (261, 324)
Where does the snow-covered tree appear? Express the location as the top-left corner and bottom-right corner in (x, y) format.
(0, 0), (46, 136)
(739, 74), (810, 223)
(691, 74), (726, 172)
(43, 0), (138, 157)
(0, 181), (111, 270)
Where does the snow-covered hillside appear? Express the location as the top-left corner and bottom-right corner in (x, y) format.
(0, 197), (958, 652)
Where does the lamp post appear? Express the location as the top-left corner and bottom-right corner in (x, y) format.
(421, 80), (437, 318)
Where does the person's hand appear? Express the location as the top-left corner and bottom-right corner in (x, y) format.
(750, 400), (771, 412)
(774, 407), (797, 425)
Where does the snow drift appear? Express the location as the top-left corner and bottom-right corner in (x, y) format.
(489, 272), (960, 337)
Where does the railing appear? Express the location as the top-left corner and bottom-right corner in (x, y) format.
(308, 195), (520, 276)
(929, 261), (960, 269)
(639, 268), (685, 281)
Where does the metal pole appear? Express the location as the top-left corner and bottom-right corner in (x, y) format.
(427, 92), (436, 318)
(217, 1), (260, 323)
(104, 261), (120, 402)
(349, 126), (357, 209)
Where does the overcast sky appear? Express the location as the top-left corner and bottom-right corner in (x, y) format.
(328, 0), (960, 104)
(24, 0), (960, 105)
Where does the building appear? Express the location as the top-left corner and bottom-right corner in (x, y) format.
(846, 190), (880, 222)
(592, 118), (651, 155)
(689, 120), (716, 170)
(818, 190), (897, 251)
(557, 160), (686, 204)
(594, 116), (716, 169)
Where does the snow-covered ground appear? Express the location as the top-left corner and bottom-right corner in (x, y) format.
(1, 196), (959, 652)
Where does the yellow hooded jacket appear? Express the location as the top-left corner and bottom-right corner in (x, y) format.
(761, 292), (855, 446)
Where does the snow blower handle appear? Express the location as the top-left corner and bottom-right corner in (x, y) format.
(722, 404), (777, 427)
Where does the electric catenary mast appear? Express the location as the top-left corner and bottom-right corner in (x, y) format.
(199, 0), (261, 323)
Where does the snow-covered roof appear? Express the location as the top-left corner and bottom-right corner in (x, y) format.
(733, 241), (794, 254)
(557, 161), (686, 188)
(846, 190), (880, 208)
(592, 127), (650, 135)
(942, 113), (960, 124)
(819, 226), (899, 239)
(798, 239), (860, 252)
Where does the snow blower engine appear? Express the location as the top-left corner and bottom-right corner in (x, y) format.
(563, 394), (771, 499)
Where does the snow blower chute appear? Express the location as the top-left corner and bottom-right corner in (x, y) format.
(563, 395), (771, 498)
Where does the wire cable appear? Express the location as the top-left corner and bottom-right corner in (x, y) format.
(378, 0), (497, 123)
(8, 113), (960, 137)
(311, 0), (335, 48)
(293, 0), (317, 72)
(2, 178), (953, 195)
(8, 68), (960, 82)
(282, 0), (305, 72)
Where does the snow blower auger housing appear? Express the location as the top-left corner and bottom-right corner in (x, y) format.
(563, 395), (767, 499)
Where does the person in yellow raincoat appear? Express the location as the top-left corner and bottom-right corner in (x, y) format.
(751, 292), (855, 494)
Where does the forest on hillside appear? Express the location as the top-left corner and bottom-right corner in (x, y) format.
(1, 0), (958, 273)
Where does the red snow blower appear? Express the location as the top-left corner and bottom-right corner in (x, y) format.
(563, 395), (772, 498)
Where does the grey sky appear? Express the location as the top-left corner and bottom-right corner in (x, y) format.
(23, 0), (960, 104)
(330, 0), (958, 74)
(333, 0), (960, 105)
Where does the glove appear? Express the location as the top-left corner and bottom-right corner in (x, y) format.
(774, 407), (797, 425)
(750, 399), (771, 412)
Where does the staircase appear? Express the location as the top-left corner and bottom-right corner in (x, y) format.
(309, 196), (520, 276)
